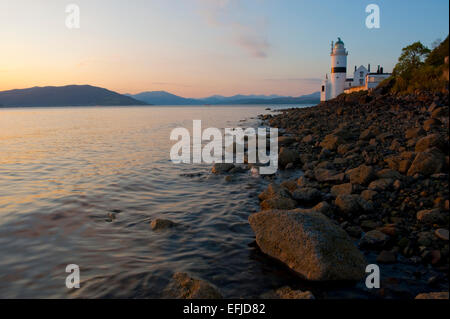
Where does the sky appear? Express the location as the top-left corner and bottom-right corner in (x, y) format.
(0, 0), (448, 98)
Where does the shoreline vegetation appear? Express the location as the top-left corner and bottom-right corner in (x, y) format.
(191, 38), (449, 300)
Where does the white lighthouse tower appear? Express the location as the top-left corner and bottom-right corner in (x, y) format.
(330, 37), (348, 99)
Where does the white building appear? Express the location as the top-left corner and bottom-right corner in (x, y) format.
(320, 38), (391, 101)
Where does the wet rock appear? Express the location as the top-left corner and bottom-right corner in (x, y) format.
(281, 180), (298, 192)
(278, 147), (299, 168)
(359, 230), (390, 250)
(331, 183), (353, 197)
(417, 209), (446, 224)
(435, 228), (449, 241)
(346, 164), (375, 185)
(260, 286), (315, 299)
(314, 168), (345, 183)
(292, 187), (321, 204)
(162, 272), (222, 299)
(260, 197), (297, 210)
(258, 183), (291, 201)
(249, 210), (366, 281)
(376, 250), (397, 264)
(297, 176), (319, 188)
(415, 292), (449, 299)
(212, 163), (235, 174)
(228, 166), (247, 174)
(151, 219), (176, 230)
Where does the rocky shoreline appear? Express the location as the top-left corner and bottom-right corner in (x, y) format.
(249, 87), (449, 299)
(204, 87), (449, 300)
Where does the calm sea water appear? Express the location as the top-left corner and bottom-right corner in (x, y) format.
(0, 105), (311, 298)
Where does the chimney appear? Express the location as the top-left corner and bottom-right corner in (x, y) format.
(355, 66), (357, 72)
(377, 65), (380, 73)
(368, 64), (371, 72)
(380, 67), (384, 73)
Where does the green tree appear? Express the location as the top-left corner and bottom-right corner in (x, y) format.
(393, 42), (431, 78)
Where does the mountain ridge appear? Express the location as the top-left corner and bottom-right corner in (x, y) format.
(128, 91), (320, 105)
(0, 85), (148, 107)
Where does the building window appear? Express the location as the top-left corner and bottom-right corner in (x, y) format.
(359, 79), (363, 85)
(360, 71), (364, 77)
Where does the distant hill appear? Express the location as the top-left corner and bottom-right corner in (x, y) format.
(129, 91), (320, 105)
(0, 85), (148, 107)
(129, 91), (200, 105)
(227, 92), (321, 105)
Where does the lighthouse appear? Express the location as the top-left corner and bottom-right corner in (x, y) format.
(320, 37), (391, 102)
(330, 37), (348, 99)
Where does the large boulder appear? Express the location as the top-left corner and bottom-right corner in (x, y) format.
(260, 197), (297, 210)
(407, 151), (444, 176)
(346, 164), (375, 185)
(331, 183), (353, 197)
(162, 273), (222, 299)
(314, 168), (345, 183)
(415, 134), (444, 152)
(248, 210), (367, 281)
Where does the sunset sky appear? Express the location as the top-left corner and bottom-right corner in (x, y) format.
(0, 0), (448, 98)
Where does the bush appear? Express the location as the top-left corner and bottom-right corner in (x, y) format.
(390, 36), (449, 94)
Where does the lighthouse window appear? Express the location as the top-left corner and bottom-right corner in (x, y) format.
(321, 85), (325, 92)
